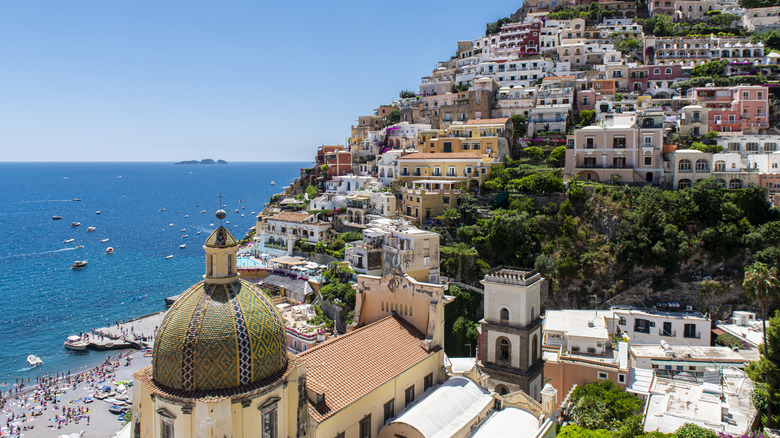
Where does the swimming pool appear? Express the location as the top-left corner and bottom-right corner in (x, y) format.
(237, 256), (265, 269)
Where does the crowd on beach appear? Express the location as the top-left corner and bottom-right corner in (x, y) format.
(77, 320), (157, 344)
(0, 354), (131, 437)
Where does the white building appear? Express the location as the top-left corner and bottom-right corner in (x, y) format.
(324, 175), (378, 194)
(613, 307), (712, 346)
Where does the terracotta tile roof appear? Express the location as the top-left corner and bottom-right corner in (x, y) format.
(398, 152), (485, 160)
(463, 118), (509, 125)
(268, 212), (312, 223)
(297, 314), (439, 423)
(543, 75), (575, 80)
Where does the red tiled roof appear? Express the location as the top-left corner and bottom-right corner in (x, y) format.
(543, 75), (575, 80)
(268, 212), (312, 223)
(464, 118), (509, 125)
(398, 152), (486, 160)
(297, 314), (439, 423)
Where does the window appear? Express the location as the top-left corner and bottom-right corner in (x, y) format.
(383, 399), (395, 424)
(683, 323), (698, 338)
(715, 160), (726, 172)
(747, 143), (759, 153)
(695, 159), (709, 172)
(618, 374), (626, 384)
(743, 91), (750, 100)
(424, 373), (434, 391)
(433, 166), (441, 176)
(598, 372), (608, 380)
(405, 385), (415, 407)
(447, 167), (456, 176)
(665, 68), (672, 74)
(662, 321), (673, 336)
(584, 157), (596, 168)
(728, 142), (740, 152)
(678, 159), (692, 171)
(758, 91), (764, 100)
(618, 316), (626, 325)
(261, 403), (278, 438)
(645, 156), (652, 166)
(423, 256), (429, 266)
(634, 318), (650, 334)
(161, 419), (174, 438)
(336, 433), (345, 438)
(613, 157), (626, 168)
(359, 414), (372, 438)
(500, 308), (509, 322)
(498, 337), (511, 363)
(443, 142), (452, 153)
(586, 137), (595, 149)
(613, 137), (626, 149)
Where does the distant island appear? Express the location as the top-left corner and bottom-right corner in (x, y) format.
(174, 159), (228, 165)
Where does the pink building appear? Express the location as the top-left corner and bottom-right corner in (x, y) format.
(564, 115), (664, 184)
(687, 85), (769, 133)
(628, 65), (685, 93)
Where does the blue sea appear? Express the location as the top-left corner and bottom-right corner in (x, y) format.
(0, 162), (306, 383)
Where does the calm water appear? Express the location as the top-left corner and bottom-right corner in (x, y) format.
(0, 162), (306, 383)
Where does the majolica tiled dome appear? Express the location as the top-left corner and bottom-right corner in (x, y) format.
(152, 280), (288, 391)
(152, 222), (287, 391)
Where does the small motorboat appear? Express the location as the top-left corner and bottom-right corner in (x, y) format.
(74, 245), (84, 249)
(226, 221), (230, 224)
(72, 261), (88, 269)
(169, 223), (173, 227)
(64, 238), (75, 243)
(72, 198), (82, 202)
(84, 397), (94, 403)
(52, 216), (62, 220)
(182, 234), (188, 238)
(96, 211), (101, 215)
(201, 209), (206, 213)
(106, 247), (114, 254)
(241, 214), (245, 217)
(100, 238), (109, 243)
(165, 255), (173, 259)
(159, 208), (165, 212)
(87, 227), (96, 232)
(184, 215), (189, 218)
(71, 222), (81, 228)
(27, 355), (43, 367)
(180, 244), (186, 249)
(235, 209), (239, 213)
(197, 231), (201, 234)
(180, 228), (186, 232)
(270, 181), (275, 185)
(64, 335), (88, 351)
(108, 404), (126, 414)
(210, 223), (214, 227)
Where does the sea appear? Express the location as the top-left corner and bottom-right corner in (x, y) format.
(0, 161), (307, 384)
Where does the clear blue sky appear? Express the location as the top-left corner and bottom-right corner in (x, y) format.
(0, 1), (523, 162)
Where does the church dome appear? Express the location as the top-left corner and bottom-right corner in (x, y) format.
(152, 211), (288, 392)
(152, 279), (288, 391)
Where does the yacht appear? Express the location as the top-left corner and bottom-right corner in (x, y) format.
(182, 234), (188, 238)
(235, 209), (239, 213)
(71, 222), (81, 228)
(201, 210), (206, 213)
(180, 244), (186, 249)
(96, 211), (101, 215)
(52, 216), (62, 220)
(26, 355), (43, 367)
(270, 181), (275, 185)
(100, 238), (109, 243)
(72, 198), (82, 202)
(64, 335), (88, 351)
(87, 227), (96, 232)
(159, 208), (165, 212)
(74, 245), (84, 249)
(165, 255), (173, 259)
(63, 238), (75, 243)
(184, 215), (189, 218)
(180, 228), (186, 232)
(72, 260), (88, 269)
(106, 247), (114, 254)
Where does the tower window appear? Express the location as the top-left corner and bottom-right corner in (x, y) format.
(500, 308), (509, 322)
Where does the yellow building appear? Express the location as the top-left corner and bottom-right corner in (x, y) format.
(396, 152), (494, 190)
(421, 118), (512, 160)
(397, 179), (462, 225)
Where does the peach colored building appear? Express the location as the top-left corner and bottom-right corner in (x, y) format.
(688, 85), (769, 133)
(564, 115), (664, 184)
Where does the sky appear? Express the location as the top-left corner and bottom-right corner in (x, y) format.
(0, 1), (524, 162)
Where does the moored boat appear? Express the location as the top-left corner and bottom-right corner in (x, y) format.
(52, 216), (62, 220)
(64, 238), (75, 243)
(165, 255), (173, 259)
(270, 181), (275, 185)
(26, 355), (43, 367)
(87, 227), (96, 232)
(72, 198), (82, 202)
(100, 238), (109, 243)
(64, 335), (88, 351)
(71, 222), (81, 227)
(96, 211), (101, 215)
(180, 244), (186, 249)
(106, 247), (114, 254)
(72, 260), (88, 269)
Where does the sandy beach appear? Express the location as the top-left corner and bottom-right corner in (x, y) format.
(0, 312), (170, 438)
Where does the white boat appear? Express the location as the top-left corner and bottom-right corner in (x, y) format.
(165, 255), (173, 259)
(87, 227), (96, 232)
(235, 209), (239, 213)
(27, 355), (43, 367)
(241, 214), (245, 217)
(159, 208), (165, 212)
(182, 234), (188, 238)
(270, 181), (275, 185)
(52, 215), (62, 220)
(197, 231), (201, 234)
(72, 260), (87, 269)
(169, 223), (174, 227)
(96, 211), (101, 215)
(226, 221), (230, 224)
(71, 222), (81, 228)
(100, 238), (109, 243)
(64, 335), (88, 351)
(72, 198), (82, 202)
(201, 210), (206, 213)
(106, 247), (114, 254)
(64, 238), (75, 243)
(180, 244), (186, 249)
(180, 228), (186, 232)
(74, 245), (84, 249)
(184, 215), (189, 218)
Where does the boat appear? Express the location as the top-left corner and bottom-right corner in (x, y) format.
(180, 228), (186, 232)
(182, 234), (188, 238)
(100, 238), (109, 243)
(96, 211), (101, 215)
(184, 215), (189, 218)
(159, 208), (165, 212)
(72, 261), (88, 269)
(235, 209), (239, 213)
(201, 210), (206, 213)
(74, 245), (84, 249)
(169, 223), (173, 227)
(87, 227), (96, 232)
(108, 404), (126, 414)
(197, 231), (201, 234)
(226, 221), (230, 224)
(270, 181), (275, 185)
(26, 355), (43, 367)
(84, 397), (93, 403)
(72, 198), (82, 202)
(71, 222), (81, 228)
(180, 244), (186, 249)
(241, 214), (245, 217)
(52, 216), (62, 220)
(106, 247), (114, 254)
(165, 255), (173, 259)
(64, 238), (75, 243)
(64, 335), (88, 351)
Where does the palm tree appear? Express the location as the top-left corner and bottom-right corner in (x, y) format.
(743, 261), (780, 427)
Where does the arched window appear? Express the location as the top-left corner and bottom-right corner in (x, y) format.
(500, 308), (509, 322)
(746, 142), (759, 153)
(530, 305), (536, 322)
(716, 179), (727, 187)
(497, 337), (511, 364)
(729, 179), (743, 189)
(695, 159), (709, 172)
(715, 160), (726, 172)
(678, 159), (692, 171)
(665, 68), (672, 74)
(678, 178), (692, 189)
(495, 384), (509, 395)
(532, 334), (539, 362)
(654, 68), (661, 75)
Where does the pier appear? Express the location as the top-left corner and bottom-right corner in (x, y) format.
(67, 310), (168, 352)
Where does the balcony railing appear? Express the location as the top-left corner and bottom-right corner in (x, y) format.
(683, 331), (701, 339)
(659, 329), (677, 337)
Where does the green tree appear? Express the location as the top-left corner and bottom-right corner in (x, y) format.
(305, 184), (318, 200)
(580, 109), (596, 126)
(744, 261), (780, 427)
(692, 60), (728, 77)
(709, 12), (740, 27)
(385, 109), (400, 126)
(547, 146), (566, 167)
(511, 114), (528, 136)
(399, 90), (417, 99)
(569, 380), (644, 431)
(524, 146), (546, 160)
(674, 423), (716, 438)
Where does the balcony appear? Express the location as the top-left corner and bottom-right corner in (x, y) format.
(659, 329), (677, 337)
(683, 331), (701, 339)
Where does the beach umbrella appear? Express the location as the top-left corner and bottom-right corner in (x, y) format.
(117, 384), (126, 392)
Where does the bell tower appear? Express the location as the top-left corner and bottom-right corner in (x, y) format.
(478, 268), (544, 400)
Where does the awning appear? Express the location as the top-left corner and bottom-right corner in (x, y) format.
(268, 255), (306, 266)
